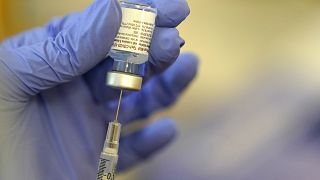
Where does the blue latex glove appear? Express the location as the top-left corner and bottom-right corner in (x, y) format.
(0, 0), (198, 179)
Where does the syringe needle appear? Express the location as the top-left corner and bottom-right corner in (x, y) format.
(115, 90), (123, 123)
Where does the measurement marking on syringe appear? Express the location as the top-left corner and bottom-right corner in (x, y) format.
(97, 159), (111, 180)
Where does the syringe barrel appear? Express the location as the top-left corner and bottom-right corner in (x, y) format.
(96, 122), (121, 180)
(97, 153), (118, 180)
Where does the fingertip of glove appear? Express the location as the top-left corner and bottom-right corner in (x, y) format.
(152, 118), (178, 140)
(150, 28), (182, 65)
(155, 0), (190, 27)
(63, 0), (122, 62)
(170, 52), (200, 81)
(132, 118), (177, 154)
(179, 52), (200, 70)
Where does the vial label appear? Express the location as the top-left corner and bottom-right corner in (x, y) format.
(112, 7), (156, 55)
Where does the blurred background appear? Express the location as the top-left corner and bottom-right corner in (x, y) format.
(2, 0), (320, 179)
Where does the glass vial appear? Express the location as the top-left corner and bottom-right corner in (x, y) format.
(107, 1), (157, 91)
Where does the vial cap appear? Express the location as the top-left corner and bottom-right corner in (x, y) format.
(107, 71), (143, 91)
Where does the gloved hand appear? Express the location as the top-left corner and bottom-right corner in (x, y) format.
(0, 0), (198, 179)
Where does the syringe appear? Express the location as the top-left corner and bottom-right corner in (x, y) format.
(96, 91), (123, 180)
(96, 1), (157, 179)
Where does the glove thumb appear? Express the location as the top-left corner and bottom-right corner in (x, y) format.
(0, 0), (121, 97)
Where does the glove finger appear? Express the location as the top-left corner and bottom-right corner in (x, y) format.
(129, 0), (190, 27)
(118, 118), (177, 171)
(1, 12), (81, 50)
(105, 53), (199, 124)
(146, 27), (185, 78)
(0, 0), (121, 97)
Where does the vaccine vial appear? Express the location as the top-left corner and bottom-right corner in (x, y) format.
(107, 0), (157, 91)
